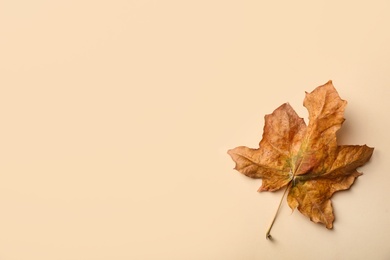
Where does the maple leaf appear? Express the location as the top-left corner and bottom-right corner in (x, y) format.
(228, 81), (374, 239)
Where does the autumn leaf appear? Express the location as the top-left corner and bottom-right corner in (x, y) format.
(228, 81), (374, 239)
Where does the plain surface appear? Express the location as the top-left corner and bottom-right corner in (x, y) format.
(1, 1), (389, 259)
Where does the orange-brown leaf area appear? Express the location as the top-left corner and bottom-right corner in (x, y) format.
(228, 81), (374, 230)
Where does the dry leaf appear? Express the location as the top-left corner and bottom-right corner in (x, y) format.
(228, 81), (374, 238)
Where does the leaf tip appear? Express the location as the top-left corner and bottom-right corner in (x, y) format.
(227, 149), (236, 170)
(227, 148), (237, 159)
(326, 223), (333, 229)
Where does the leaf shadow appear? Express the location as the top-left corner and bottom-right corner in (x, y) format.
(336, 115), (353, 145)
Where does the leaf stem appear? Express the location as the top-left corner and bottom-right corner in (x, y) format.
(265, 182), (292, 240)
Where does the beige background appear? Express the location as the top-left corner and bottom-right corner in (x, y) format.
(1, 1), (389, 259)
